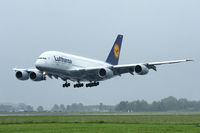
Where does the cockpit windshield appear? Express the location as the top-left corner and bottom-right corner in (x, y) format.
(38, 57), (47, 60)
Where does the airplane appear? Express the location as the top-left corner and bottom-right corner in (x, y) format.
(13, 34), (192, 88)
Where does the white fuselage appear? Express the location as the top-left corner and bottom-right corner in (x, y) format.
(35, 51), (112, 81)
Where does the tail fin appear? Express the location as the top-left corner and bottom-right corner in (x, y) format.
(106, 34), (123, 65)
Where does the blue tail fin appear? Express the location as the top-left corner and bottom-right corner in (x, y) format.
(106, 34), (123, 65)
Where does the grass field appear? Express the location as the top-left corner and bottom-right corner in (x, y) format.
(0, 114), (200, 133)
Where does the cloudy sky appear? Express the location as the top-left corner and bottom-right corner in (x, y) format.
(0, 0), (199, 108)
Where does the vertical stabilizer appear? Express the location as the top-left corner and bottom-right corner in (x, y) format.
(106, 34), (123, 65)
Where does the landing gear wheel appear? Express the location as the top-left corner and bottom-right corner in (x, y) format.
(86, 82), (99, 87)
(62, 82), (70, 88)
(74, 83), (84, 88)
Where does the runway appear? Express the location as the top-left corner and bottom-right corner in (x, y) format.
(0, 112), (199, 116)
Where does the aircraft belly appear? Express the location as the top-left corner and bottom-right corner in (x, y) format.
(68, 71), (102, 82)
(39, 66), (99, 82)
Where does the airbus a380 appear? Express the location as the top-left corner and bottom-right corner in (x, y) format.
(13, 34), (192, 88)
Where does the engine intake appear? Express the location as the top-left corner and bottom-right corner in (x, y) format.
(99, 69), (106, 77)
(98, 68), (113, 79)
(135, 65), (149, 75)
(30, 71), (46, 81)
(15, 71), (29, 80)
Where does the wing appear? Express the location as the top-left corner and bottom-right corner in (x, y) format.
(13, 68), (36, 73)
(67, 59), (192, 80)
(112, 59), (193, 75)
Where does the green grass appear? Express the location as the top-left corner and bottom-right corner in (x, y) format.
(0, 114), (200, 133)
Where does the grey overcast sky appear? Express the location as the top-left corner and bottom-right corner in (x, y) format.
(0, 0), (199, 108)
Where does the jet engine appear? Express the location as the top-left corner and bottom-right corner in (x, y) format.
(29, 71), (46, 81)
(135, 65), (149, 75)
(98, 68), (113, 79)
(15, 70), (29, 80)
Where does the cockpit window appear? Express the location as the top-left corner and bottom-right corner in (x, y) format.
(38, 57), (47, 60)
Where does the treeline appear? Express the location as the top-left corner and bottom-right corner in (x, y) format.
(0, 103), (115, 112)
(0, 103), (34, 112)
(1, 96), (200, 112)
(51, 103), (114, 112)
(116, 96), (200, 112)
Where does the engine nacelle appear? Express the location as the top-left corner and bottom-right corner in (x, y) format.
(29, 71), (46, 81)
(135, 65), (149, 75)
(98, 68), (113, 79)
(15, 71), (29, 80)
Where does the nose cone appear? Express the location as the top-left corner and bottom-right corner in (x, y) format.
(35, 59), (45, 70)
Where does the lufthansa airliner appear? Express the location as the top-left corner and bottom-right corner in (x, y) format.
(13, 35), (192, 88)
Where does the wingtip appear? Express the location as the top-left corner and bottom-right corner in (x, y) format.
(186, 59), (193, 62)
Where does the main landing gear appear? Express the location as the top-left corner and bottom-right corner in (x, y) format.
(86, 82), (99, 87)
(62, 82), (70, 88)
(74, 83), (84, 88)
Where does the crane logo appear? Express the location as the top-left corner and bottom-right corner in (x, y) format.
(114, 44), (120, 59)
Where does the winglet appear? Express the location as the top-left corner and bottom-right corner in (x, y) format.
(106, 34), (123, 65)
